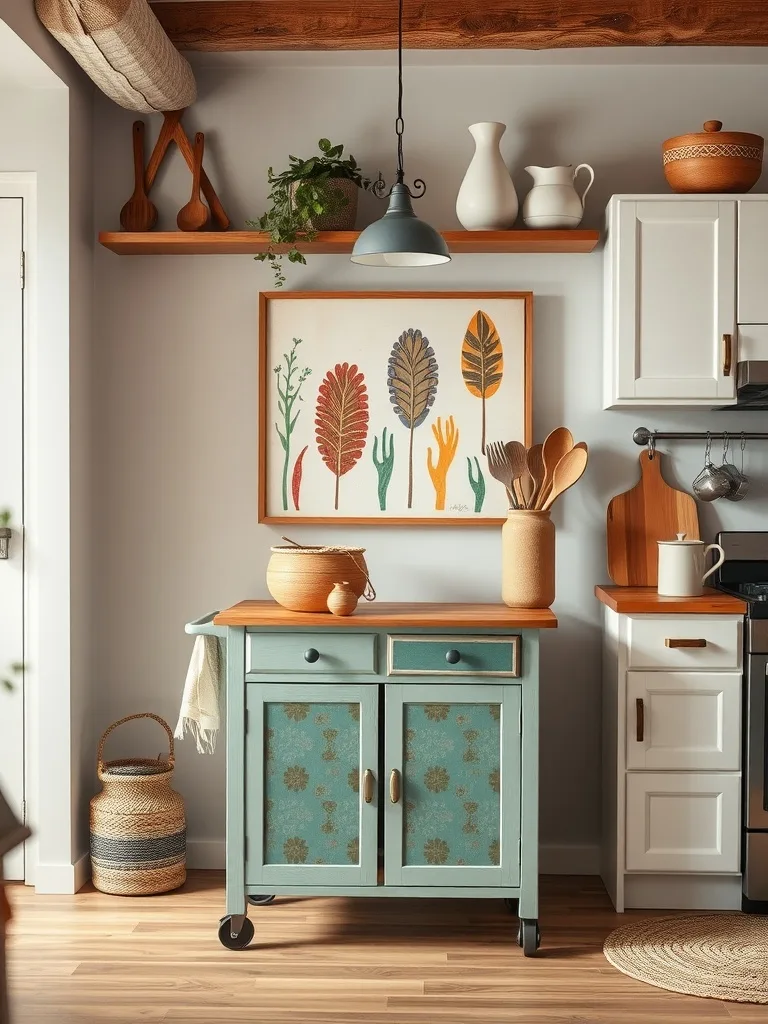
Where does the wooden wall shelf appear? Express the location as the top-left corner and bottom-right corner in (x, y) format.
(98, 229), (600, 256)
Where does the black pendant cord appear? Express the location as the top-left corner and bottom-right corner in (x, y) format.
(372, 0), (426, 200)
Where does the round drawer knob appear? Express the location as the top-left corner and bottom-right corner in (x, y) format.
(445, 649), (461, 665)
(304, 648), (320, 664)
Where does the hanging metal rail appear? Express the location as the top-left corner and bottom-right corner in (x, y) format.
(634, 426), (768, 446)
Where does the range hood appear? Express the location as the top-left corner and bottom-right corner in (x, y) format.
(735, 361), (768, 408)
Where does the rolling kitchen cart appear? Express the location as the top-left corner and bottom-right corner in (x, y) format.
(186, 601), (556, 956)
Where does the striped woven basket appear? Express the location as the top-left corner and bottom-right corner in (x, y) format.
(90, 713), (186, 896)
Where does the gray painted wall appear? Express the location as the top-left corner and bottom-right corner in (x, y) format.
(93, 58), (768, 866)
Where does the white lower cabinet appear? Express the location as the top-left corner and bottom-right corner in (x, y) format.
(626, 772), (741, 873)
(601, 605), (744, 911)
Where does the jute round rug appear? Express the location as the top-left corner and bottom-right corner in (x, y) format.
(604, 914), (768, 1003)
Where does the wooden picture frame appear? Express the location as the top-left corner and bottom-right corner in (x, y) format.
(258, 291), (533, 526)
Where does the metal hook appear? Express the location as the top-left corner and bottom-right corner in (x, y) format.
(741, 431), (747, 473)
(647, 433), (656, 460)
(722, 430), (730, 464)
(704, 431), (712, 464)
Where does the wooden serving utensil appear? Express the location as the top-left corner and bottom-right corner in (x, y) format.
(177, 132), (210, 231)
(486, 441), (517, 508)
(540, 445), (588, 511)
(535, 426), (575, 509)
(504, 441), (527, 506)
(526, 443), (545, 507)
(120, 121), (157, 232)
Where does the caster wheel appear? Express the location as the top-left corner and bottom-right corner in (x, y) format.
(503, 897), (518, 914)
(517, 918), (541, 956)
(218, 915), (254, 950)
(248, 895), (276, 906)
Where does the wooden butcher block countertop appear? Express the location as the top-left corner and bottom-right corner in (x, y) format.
(595, 585), (746, 615)
(214, 601), (558, 629)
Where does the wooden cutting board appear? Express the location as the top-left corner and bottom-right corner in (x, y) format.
(607, 450), (700, 586)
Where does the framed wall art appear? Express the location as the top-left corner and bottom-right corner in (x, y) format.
(258, 291), (532, 525)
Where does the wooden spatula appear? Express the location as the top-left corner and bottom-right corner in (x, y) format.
(535, 427), (574, 509)
(177, 132), (210, 231)
(540, 446), (588, 511)
(120, 121), (157, 232)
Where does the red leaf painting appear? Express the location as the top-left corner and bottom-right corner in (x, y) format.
(315, 363), (369, 510)
(291, 445), (309, 511)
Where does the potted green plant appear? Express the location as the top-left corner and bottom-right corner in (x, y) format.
(248, 138), (375, 287)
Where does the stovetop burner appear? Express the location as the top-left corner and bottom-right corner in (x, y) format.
(714, 532), (768, 619)
(739, 583), (768, 602)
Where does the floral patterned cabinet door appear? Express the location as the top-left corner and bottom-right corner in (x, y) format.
(384, 684), (521, 887)
(245, 684), (379, 885)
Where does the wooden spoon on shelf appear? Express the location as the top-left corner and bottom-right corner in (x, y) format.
(120, 121), (157, 232)
(535, 427), (574, 509)
(177, 132), (210, 231)
(540, 445), (588, 511)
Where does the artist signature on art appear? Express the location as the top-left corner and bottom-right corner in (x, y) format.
(449, 504), (471, 512)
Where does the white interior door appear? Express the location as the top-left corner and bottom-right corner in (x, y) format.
(0, 197), (25, 879)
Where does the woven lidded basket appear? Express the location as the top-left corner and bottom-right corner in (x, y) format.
(90, 713), (186, 896)
(266, 543), (375, 612)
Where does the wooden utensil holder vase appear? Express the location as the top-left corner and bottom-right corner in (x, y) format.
(501, 510), (555, 609)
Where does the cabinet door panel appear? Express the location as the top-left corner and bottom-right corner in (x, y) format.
(626, 772), (740, 873)
(627, 672), (741, 771)
(246, 683), (378, 886)
(384, 684), (520, 886)
(613, 199), (736, 403)
(738, 200), (768, 324)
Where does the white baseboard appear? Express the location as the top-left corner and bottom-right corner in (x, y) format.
(74, 852), (90, 892)
(623, 873), (742, 911)
(34, 862), (78, 895)
(186, 839), (600, 875)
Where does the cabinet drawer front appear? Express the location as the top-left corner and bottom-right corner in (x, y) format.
(626, 772), (740, 873)
(627, 672), (741, 771)
(387, 635), (520, 677)
(247, 633), (377, 675)
(627, 616), (741, 670)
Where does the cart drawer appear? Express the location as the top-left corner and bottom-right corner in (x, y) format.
(247, 633), (377, 675)
(387, 635), (520, 677)
(627, 616), (742, 670)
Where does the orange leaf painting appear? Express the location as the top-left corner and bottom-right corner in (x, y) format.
(461, 310), (503, 455)
(315, 363), (369, 510)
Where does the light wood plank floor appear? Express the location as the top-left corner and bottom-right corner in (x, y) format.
(4, 872), (761, 1023)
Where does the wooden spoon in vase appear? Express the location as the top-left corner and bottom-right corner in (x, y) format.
(540, 446), (588, 511)
(177, 132), (210, 231)
(535, 427), (574, 509)
(120, 121), (157, 232)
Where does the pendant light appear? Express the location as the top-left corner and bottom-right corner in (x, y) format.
(350, 0), (450, 268)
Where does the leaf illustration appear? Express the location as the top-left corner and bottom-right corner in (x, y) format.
(388, 329), (439, 509)
(315, 363), (369, 510)
(291, 445), (308, 511)
(461, 311), (503, 455)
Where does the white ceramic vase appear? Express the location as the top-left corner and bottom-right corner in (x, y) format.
(455, 122), (518, 230)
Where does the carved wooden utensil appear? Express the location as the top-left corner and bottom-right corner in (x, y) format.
(535, 426), (574, 509)
(177, 132), (210, 231)
(526, 443), (545, 507)
(540, 445), (588, 511)
(504, 440), (528, 508)
(120, 121), (157, 232)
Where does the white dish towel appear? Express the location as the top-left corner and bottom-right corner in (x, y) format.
(175, 634), (223, 754)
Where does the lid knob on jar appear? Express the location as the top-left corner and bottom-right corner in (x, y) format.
(677, 532), (687, 541)
(703, 120), (723, 133)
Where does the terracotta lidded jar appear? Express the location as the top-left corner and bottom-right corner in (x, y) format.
(501, 510), (555, 609)
(327, 581), (359, 616)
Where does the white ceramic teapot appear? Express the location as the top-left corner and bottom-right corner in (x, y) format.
(522, 164), (595, 229)
(657, 533), (726, 598)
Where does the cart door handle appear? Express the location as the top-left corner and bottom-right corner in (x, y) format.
(303, 648), (320, 663)
(389, 769), (401, 804)
(665, 638), (707, 648)
(636, 698), (645, 742)
(363, 769), (375, 804)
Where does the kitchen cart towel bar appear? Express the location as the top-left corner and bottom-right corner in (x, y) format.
(634, 427), (768, 446)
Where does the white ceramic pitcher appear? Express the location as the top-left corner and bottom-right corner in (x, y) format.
(522, 164), (595, 229)
(657, 533), (726, 597)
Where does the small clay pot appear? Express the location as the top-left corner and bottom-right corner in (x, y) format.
(327, 582), (359, 616)
(663, 120), (763, 194)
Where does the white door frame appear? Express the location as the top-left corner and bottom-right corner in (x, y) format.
(0, 172), (37, 884)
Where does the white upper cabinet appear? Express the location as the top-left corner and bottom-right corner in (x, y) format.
(604, 197), (737, 408)
(738, 200), (768, 324)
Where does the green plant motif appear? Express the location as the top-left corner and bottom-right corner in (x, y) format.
(462, 801), (479, 834)
(424, 838), (450, 864)
(283, 765), (309, 791)
(424, 704), (450, 722)
(466, 456), (486, 513)
(463, 729), (479, 763)
(274, 338), (312, 512)
(321, 800), (337, 834)
(1, 661), (23, 694)
(371, 427), (395, 511)
(249, 138), (375, 287)
(321, 728), (338, 761)
(283, 837), (309, 863)
(346, 836), (360, 863)
(424, 766), (450, 793)
(283, 702), (310, 722)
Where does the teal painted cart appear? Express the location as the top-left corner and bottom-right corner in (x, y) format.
(186, 601), (557, 956)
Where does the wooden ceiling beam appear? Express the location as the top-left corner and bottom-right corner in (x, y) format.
(150, 1), (768, 52)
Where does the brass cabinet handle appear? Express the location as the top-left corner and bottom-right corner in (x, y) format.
(665, 638), (707, 648)
(636, 698), (645, 742)
(723, 333), (733, 377)
(389, 769), (401, 804)
(363, 769), (374, 804)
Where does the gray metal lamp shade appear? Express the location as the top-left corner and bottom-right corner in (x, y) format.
(350, 183), (451, 267)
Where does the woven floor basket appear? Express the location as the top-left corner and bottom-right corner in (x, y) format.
(90, 713), (186, 896)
